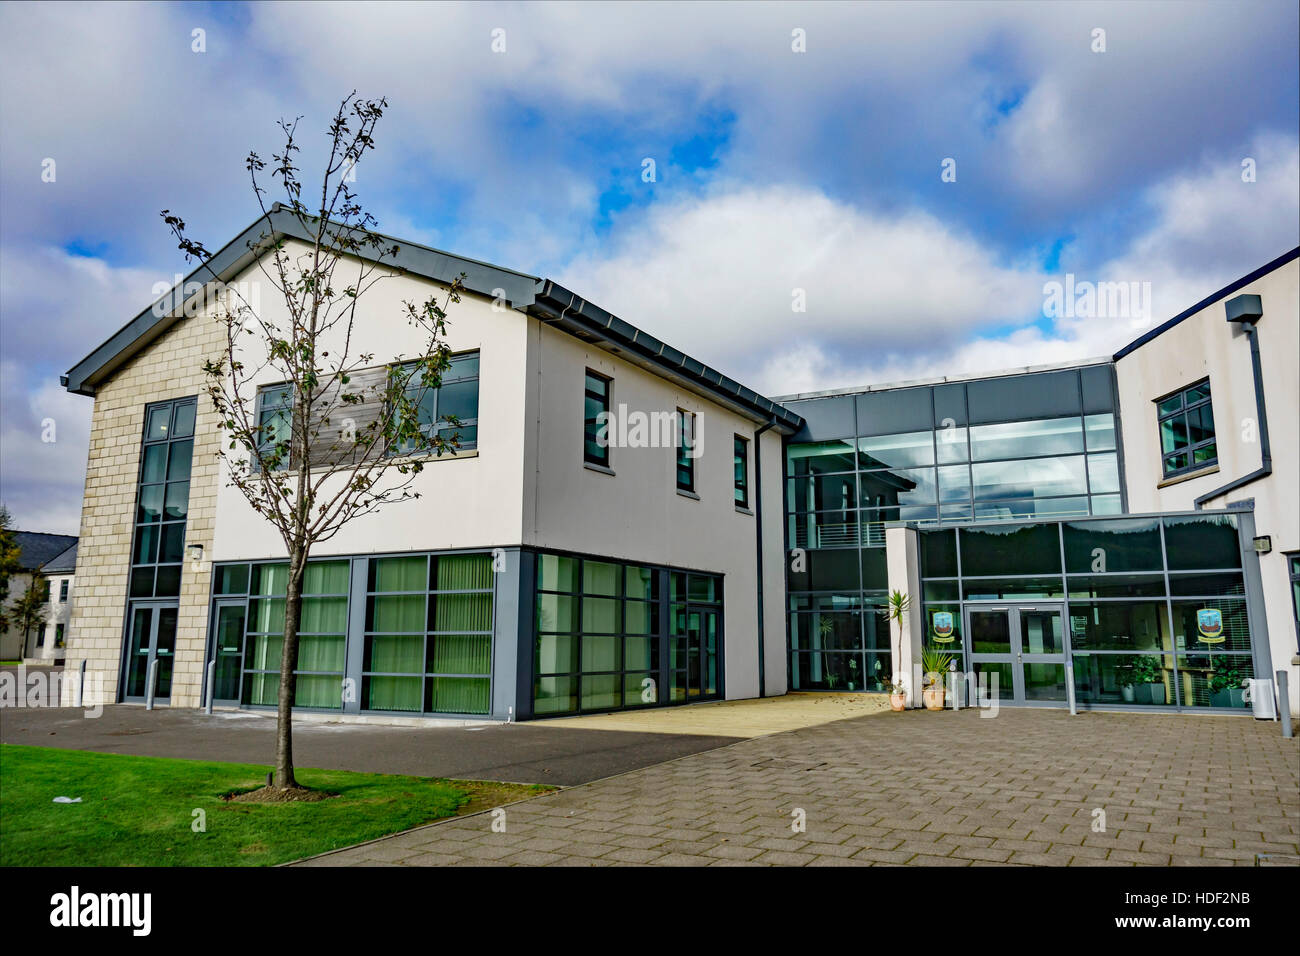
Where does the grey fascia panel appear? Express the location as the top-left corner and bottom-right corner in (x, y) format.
(64, 205), (539, 396)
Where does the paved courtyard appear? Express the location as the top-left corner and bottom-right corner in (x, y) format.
(297, 708), (1300, 867)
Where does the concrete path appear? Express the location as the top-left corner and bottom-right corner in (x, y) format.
(0, 705), (740, 786)
(296, 708), (1300, 867)
(543, 691), (889, 736)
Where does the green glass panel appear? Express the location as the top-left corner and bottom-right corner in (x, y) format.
(1175, 653), (1252, 708)
(164, 481), (189, 519)
(430, 677), (489, 714)
(624, 566), (657, 601)
(146, 405), (171, 441)
(295, 673), (341, 709)
(624, 635), (656, 671)
(430, 634), (491, 675)
(583, 561), (620, 596)
(254, 564), (289, 596)
(433, 592), (492, 632)
(537, 593), (577, 633)
(171, 402), (196, 438)
(538, 554), (578, 592)
(688, 575), (717, 602)
(367, 676), (422, 712)
(244, 672), (279, 707)
(624, 600), (656, 635)
(216, 564), (249, 595)
(581, 634), (620, 672)
(533, 676), (577, 714)
(582, 597), (619, 633)
(959, 522), (1062, 576)
(373, 555), (427, 592)
(1072, 653), (1174, 706)
(300, 596), (347, 633)
(246, 633), (283, 670)
(435, 553), (492, 590)
(305, 560), (349, 595)
(249, 598), (285, 635)
(624, 672), (658, 707)
(1067, 602), (1172, 652)
(536, 634), (578, 675)
(1084, 413), (1116, 451)
(1063, 518), (1163, 572)
(1172, 598), (1250, 653)
(369, 594), (425, 632)
(141, 444), (167, 483)
(298, 633), (345, 671)
(581, 674), (620, 711)
(368, 634), (424, 673)
(167, 440), (193, 481)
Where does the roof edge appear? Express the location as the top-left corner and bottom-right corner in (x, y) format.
(1114, 246), (1300, 361)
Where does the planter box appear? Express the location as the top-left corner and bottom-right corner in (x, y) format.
(1134, 683), (1166, 705)
(1210, 687), (1247, 709)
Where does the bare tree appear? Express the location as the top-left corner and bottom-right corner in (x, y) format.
(163, 93), (466, 793)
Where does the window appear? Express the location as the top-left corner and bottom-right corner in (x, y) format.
(1157, 380), (1216, 477)
(255, 384), (293, 471)
(1287, 553), (1300, 651)
(584, 370), (611, 467)
(58, 579), (68, 602)
(394, 352), (480, 455)
(54, 623), (65, 648)
(129, 397), (196, 600)
(734, 435), (749, 508)
(676, 409), (696, 492)
(38, 625), (46, 647)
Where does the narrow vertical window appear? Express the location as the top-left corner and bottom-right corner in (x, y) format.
(734, 435), (749, 508)
(676, 409), (696, 493)
(584, 370), (612, 467)
(59, 579), (69, 602)
(255, 384), (293, 471)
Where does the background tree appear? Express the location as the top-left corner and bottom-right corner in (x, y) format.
(10, 575), (50, 656)
(0, 506), (24, 635)
(164, 93), (466, 794)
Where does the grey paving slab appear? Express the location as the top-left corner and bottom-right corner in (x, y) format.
(294, 708), (1300, 867)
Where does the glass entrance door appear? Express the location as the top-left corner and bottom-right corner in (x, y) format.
(965, 605), (1068, 705)
(124, 602), (178, 701)
(210, 601), (246, 703)
(671, 607), (720, 701)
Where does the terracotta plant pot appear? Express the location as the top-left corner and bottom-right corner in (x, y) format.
(889, 693), (906, 712)
(923, 685), (945, 711)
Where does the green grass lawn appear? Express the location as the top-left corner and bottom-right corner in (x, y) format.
(0, 745), (550, 866)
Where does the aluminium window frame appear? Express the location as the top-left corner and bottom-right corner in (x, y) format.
(389, 350), (481, 457)
(734, 434), (750, 509)
(1155, 378), (1217, 479)
(676, 408), (697, 493)
(583, 369), (613, 468)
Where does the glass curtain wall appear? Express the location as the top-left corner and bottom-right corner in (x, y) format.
(785, 365), (1119, 690)
(214, 551), (494, 715)
(534, 552), (721, 716)
(129, 398), (197, 600)
(918, 513), (1256, 710)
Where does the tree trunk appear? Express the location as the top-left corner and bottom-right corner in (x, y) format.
(274, 548), (306, 789)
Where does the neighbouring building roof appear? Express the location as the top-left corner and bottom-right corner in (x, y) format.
(61, 205), (804, 433)
(41, 541), (78, 574)
(1113, 246), (1300, 361)
(11, 532), (78, 572)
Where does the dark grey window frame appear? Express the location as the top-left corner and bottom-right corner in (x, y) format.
(254, 383), (293, 472)
(58, 579), (69, 602)
(676, 408), (696, 493)
(583, 369), (612, 467)
(1156, 378), (1216, 479)
(391, 350), (480, 456)
(734, 434), (750, 508)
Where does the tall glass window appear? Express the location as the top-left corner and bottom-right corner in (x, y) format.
(242, 561), (349, 710)
(734, 435), (749, 508)
(129, 397), (196, 600)
(533, 552), (719, 715)
(676, 410), (696, 492)
(584, 370), (612, 466)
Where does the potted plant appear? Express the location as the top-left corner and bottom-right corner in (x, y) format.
(883, 676), (907, 711)
(921, 648), (954, 710)
(1208, 662), (1246, 708)
(1117, 655), (1136, 702)
(886, 589), (911, 709)
(847, 656), (859, 691)
(1130, 655), (1166, 705)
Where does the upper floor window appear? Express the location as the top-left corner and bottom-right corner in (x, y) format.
(58, 579), (69, 602)
(1157, 380), (1216, 478)
(130, 396), (196, 600)
(584, 370), (612, 467)
(255, 384), (293, 471)
(395, 351), (480, 454)
(676, 409), (696, 493)
(734, 435), (749, 508)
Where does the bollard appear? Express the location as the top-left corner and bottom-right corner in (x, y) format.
(76, 659), (87, 708)
(1065, 659), (1077, 715)
(1277, 670), (1293, 739)
(144, 659), (158, 711)
(205, 660), (217, 715)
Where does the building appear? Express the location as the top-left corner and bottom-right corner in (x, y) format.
(0, 531), (77, 660)
(56, 208), (1300, 720)
(35, 541), (78, 663)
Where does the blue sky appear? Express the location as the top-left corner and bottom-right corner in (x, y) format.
(1, 0), (1297, 532)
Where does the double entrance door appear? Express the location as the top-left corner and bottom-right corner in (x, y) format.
(124, 602), (177, 702)
(965, 604), (1070, 705)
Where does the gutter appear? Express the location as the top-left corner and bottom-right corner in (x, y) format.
(1195, 294), (1272, 508)
(753, 417), (777, 697)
